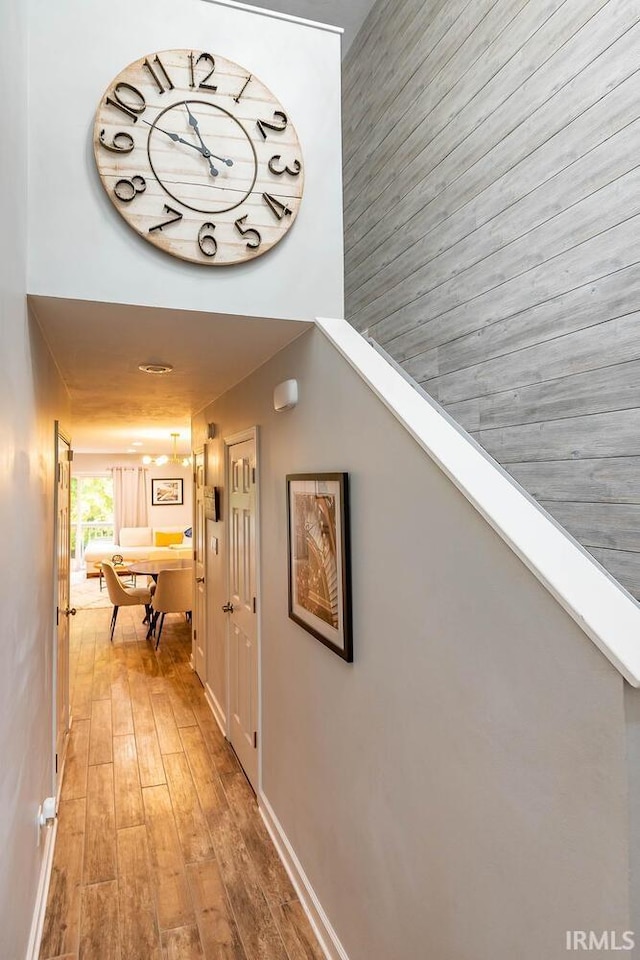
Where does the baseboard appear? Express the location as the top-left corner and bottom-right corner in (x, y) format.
(26, 715), (72, 959)
(204, 682), (227, 737)
(24, 816), (58, 960)
(259, 792), (349, 960)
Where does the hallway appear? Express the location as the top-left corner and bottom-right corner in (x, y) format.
(40, 589), (323, 960)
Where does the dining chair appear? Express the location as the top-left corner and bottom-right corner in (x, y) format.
(146, 567), (192, 649)
(102, 560), (153, 643)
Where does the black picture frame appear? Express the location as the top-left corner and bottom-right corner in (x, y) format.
(204, 485), (220, 522)
(286, 473), (352, 662)
(151, 477), (184, 506)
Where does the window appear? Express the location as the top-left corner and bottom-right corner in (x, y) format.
(71, 475), (114, 567)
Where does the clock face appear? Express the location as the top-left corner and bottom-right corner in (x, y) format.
(93, 50), (304, 265)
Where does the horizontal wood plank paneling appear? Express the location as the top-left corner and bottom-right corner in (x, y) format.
(587, 548), (640, 598)
(417, 261), (640, 373)
(420, 311), (640, 404)
(539, 501), (640, 553)
(475, 409), (640, 463)
(347, 0), (639, 270)
(347, 73), (640, 315)
(447, 358), (640, 433)
(507, 458), (640, 503)
(344, 0), (640, 597)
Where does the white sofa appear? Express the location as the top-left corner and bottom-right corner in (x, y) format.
(84, 525), (192, 573)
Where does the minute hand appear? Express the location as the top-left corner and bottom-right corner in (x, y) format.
(185, 103), (233, 167)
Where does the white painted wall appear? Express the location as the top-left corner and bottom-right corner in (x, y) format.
(194, 326), (633, 960)
(0, 2), (70, 956)
(27, 0), (344, 322)
(73, 453), (193, 531)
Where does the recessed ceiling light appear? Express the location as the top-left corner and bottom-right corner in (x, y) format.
(131, 441), (143, 447)
(138, 362), (173, 375)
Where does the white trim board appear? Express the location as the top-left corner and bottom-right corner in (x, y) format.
(316, 317), (640, 687)
(204, 681), (227, 738)
(25, 818), (58, 960)
(259, 792), (349, 960)
(200, 0), (343, 36)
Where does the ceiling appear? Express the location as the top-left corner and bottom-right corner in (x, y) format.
(245, 0), (377, 54)
(31, 296), (309, 455)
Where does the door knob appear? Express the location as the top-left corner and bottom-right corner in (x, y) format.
(196, 576), (205, 583)
(64, 607), (77, 617)
(222, 602), (234, 613)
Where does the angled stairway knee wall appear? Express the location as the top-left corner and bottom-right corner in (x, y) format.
(194, 324), (633, 960)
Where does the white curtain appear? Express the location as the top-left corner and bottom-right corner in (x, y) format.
(112, 467), (148, 541)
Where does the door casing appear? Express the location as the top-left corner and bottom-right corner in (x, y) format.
(53, 424), (72, 796)
(224, 427), (261, 793)
(193, 448), (206, 680)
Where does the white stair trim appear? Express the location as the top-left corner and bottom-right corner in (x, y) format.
(201, 0), (343, 37)
(316, 317), (640, 687)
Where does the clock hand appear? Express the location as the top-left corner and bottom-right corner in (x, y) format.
(139, 117), (219, 176)
(184, 103), (233, 167)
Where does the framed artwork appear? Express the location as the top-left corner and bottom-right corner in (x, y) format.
(204, 486), (220, 522)
(151, 477), (184, 506)
(286, 473), (352, 661)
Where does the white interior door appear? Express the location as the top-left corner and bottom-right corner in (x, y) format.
(55, 429), (73, 792)
(226, 435), (258, 790)
(193, 449), (206, 681)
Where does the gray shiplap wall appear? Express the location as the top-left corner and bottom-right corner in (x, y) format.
(343, 0), (640, 600)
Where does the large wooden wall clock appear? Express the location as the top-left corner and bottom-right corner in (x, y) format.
(93, 50), (304, 265)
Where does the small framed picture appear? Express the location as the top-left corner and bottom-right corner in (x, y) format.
(151, 477), (184, 506)
(204, 486), (220, 521)
(286, 473), (352, 661)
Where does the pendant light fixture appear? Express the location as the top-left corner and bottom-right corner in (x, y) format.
(142, 432), (191, 467)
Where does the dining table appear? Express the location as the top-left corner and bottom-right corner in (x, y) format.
(128, 557), (193, 582)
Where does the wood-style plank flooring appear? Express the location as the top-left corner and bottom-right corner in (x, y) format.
(40, 585), (324, 960)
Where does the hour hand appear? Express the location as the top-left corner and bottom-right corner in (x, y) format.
(184, 103), (233, 167)
(174, 132), (218, 175)
(185, 103), (207, 149)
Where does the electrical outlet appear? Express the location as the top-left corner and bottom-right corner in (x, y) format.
(37, 796), (56, 846)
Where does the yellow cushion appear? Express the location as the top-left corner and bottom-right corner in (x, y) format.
(154, 531), (183, 547)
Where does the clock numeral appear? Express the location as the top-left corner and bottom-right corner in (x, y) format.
(256, 110), (288, 140)
(233, 75), (252, 104)
(262, 193), (292, 221)
(114, 175), (146, 203)
(149, 205), (183, 233)
(235, 215), (262, 250)
(198, 222), (217, 258)
(268, 155), (301, 178)
(189, 52), (218, 92)
(105, 82), (146, 123)
(142, 54), (174, 95)
(98, 129), (134, 154)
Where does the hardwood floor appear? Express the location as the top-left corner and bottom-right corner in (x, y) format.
(40, 595), (324, 960)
